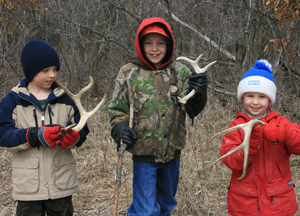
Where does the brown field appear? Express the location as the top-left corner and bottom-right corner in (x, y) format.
(1, 91), (300, 216)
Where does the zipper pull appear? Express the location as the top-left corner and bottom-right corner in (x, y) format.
(33, 106), (36, 118)
(41, 112), (45, 126)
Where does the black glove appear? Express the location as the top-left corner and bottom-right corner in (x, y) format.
(111, 121), (138, 151)
(185, 73), (208, 122)
(187, 73), (208, 97)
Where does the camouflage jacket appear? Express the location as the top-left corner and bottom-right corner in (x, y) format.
(108, 61), (191, 163)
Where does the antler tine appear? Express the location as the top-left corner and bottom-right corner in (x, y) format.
(176, 54), (217, 104)
(55, 76), (107, 132)
(212, 119), (265, 180)
(76, 76), (95, 98)
(177, 54), (203, 74)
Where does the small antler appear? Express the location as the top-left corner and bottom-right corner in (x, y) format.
(176, 54), (216, 104)
(55, 76), (107, 131)
(211, 119), (265, 180)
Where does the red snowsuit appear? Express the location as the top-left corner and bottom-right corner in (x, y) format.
(220, 108), (300, 216)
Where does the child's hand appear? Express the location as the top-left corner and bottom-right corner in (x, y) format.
(187, 73), (207, 97)
(26, 125), (62, 148)
(111, 121), (138, 151)
(262, 123), (284, 143)
(249, 125), (263, 154)
(57, 128), (80, 149)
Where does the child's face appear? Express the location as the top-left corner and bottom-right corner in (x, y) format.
(142, 34), (167, 68)
(242, 92), (271, 119)
(31, 66), (58, 91)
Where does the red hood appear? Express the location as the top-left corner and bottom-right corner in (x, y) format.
(135, 17), (175, 71)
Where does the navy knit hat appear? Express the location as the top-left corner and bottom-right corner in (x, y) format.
(237, 59), (277, 104)
(21, 40), (60, 82)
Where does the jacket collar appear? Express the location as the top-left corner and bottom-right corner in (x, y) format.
(237, 107), (280, 122)
(12, 78), (65, 110)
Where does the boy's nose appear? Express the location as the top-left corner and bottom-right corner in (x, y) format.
(49, 70), (56, 77)
(152, 43), (158, 50)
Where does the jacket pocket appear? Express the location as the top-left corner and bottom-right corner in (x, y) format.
(54, 152), (78, 190)
(12, 157), (39, 194)
(263, 181), (297, 211)
(228, 186), (259, 215)
(265, 181), (294, 197)
(230, 184), (258, 197)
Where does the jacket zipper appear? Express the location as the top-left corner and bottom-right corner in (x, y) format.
(43, 105), (51, 198)
(19, 89), (62, 199)
(44, 145), (51, 199)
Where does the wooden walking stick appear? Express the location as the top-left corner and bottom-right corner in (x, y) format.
(112, 69), (136, 216)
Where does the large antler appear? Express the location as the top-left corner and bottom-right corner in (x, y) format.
(211, 119), (265, 180)
(55, 76), (107, 131)
(176, 54), (216, 104)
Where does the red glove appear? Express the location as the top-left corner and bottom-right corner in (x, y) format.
(57, 128), (80, 149)
(249, 125), (263, 154)
(263, 123), (284, 143)
(27, 126), (61, 148)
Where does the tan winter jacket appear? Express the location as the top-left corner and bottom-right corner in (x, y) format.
(0, 79), (89, 201)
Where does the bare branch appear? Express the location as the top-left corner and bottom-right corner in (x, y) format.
(170, 13), (236, 61)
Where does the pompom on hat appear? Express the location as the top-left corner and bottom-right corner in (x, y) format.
(21, 40), (60, 82)
(237, 59), (277, 104)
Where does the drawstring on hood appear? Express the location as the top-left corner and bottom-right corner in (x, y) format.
(31, 101), (54, 127)
(48, 105), (54, 125)
(16, 78), (62, 128)
(32, 106), (38, 127)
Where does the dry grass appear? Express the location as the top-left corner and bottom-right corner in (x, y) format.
(1, 93), (300, 216)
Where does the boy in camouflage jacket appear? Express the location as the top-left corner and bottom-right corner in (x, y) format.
(108, 17), (207, 215)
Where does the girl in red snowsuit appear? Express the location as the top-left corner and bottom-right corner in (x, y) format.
(220, 60), (300, 216)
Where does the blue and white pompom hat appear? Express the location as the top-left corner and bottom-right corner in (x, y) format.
(237, 59), (277, 104)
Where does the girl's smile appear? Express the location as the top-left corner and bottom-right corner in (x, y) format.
(242, 92), (270, 119)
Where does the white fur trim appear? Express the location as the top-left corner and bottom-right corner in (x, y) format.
(237, 76), (277, 104)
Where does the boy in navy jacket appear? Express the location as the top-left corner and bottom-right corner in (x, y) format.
(0, 40), (89, 216)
